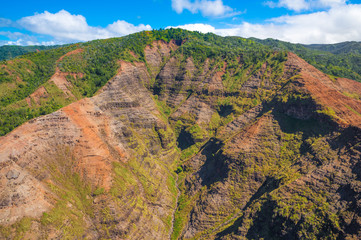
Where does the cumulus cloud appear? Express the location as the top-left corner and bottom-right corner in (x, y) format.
(0, 39), (27, 46)
(166, 23), (216, 33)
(265, 0), (309, 11)
(265, 0), (346, 11)
(0, 31), (49, 46)
(0, 30), (58, 46)
(168, 4), (361, 44)
(171, 0), (241, 17)
(17, 10), (151, 43)
(2, 3), (361, 46)
(0, 39), (56, 46)
(312, 0), (346, 8)
(107, 20), (152, 36)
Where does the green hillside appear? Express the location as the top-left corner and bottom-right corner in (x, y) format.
(0, 29), (361, 240)
(306, 41), (361, 54)
(252, 38), (361, 81)
(2, 30), (361, 137)
(0, 45), (62, 61)
(0, 29), (275, 136)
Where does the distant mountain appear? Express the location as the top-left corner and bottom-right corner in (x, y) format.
(306, 41), (361, 54)
(0, 45), (62, 61)
(251, 38), (361, 82)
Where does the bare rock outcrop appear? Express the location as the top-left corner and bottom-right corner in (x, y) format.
(0, 52), (177, 239)
(1, 38), (361, 240)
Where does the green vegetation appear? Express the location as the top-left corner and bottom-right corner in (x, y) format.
(316, 106), (337, 120)
(252, 38), (361, 82)
(2, 30), (360, 137)
(171, 169), (203, 240)
(0, 29), (276, 137)
(0, 45), (62, 61)
(0, 146), (96, 239)
(342, 91), (361, 100)
(0, 45), (78, 135)
(0, 217), (33, 240)
(306, 41), (361, 54)
(183, 110), (341, 239)
(1, 29), (360, 239)
(40, 146), (94, 239)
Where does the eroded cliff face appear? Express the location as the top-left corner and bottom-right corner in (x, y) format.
(0, 41), (179, 239)
(174, 53), (361, 240)
(0, 39), (361, 240)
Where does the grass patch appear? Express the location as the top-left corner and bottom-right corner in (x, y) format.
(317, 106), (337, 119)
(39, 146), (94, 239)
(171, 191), (201, 240)
(343, 91), (361, 100)
(345, 104), (361, 116)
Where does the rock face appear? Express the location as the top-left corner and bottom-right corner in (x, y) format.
(0, 43), (178, 239)
(0, 37), (361, 240)
(175, 53), (361, 240)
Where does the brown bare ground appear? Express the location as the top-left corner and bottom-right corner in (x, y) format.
(286, 53), (361, 127)
(0, 57), (159, 225)
(57, 48), (83, 62)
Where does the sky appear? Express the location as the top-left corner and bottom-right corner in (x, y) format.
(1, 0), (361, 46)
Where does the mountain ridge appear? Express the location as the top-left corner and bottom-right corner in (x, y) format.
(0, 45), (62, 61)
(252, 37), (361, 82)
(0, 30), (360, 239)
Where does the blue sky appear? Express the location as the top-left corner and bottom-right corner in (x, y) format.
(1, 0), (361, 45)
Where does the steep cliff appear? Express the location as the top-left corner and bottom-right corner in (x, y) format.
(0, 30), (360, 239)
(174, 53), (361, 240)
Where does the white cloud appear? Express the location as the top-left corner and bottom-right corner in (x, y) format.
(0, 39), (24, 46)
(168, 4), (361, 44)
(283, 0), (308, 11)
(314, 0), (346, 8)
(2, 3), (361, 46)
(171, 0), (241, 17)
(265, 0), (309, 11)
(0, 32), (48, 46)
(166, 23), (216, 33)
(0, 18), (13, 27)
(17, 10), (151, 43)
(0, 38), (56, 46)
(0, 31), (27, 40)
(107, 20), (151, 36)
(265, 0), (346, 11)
